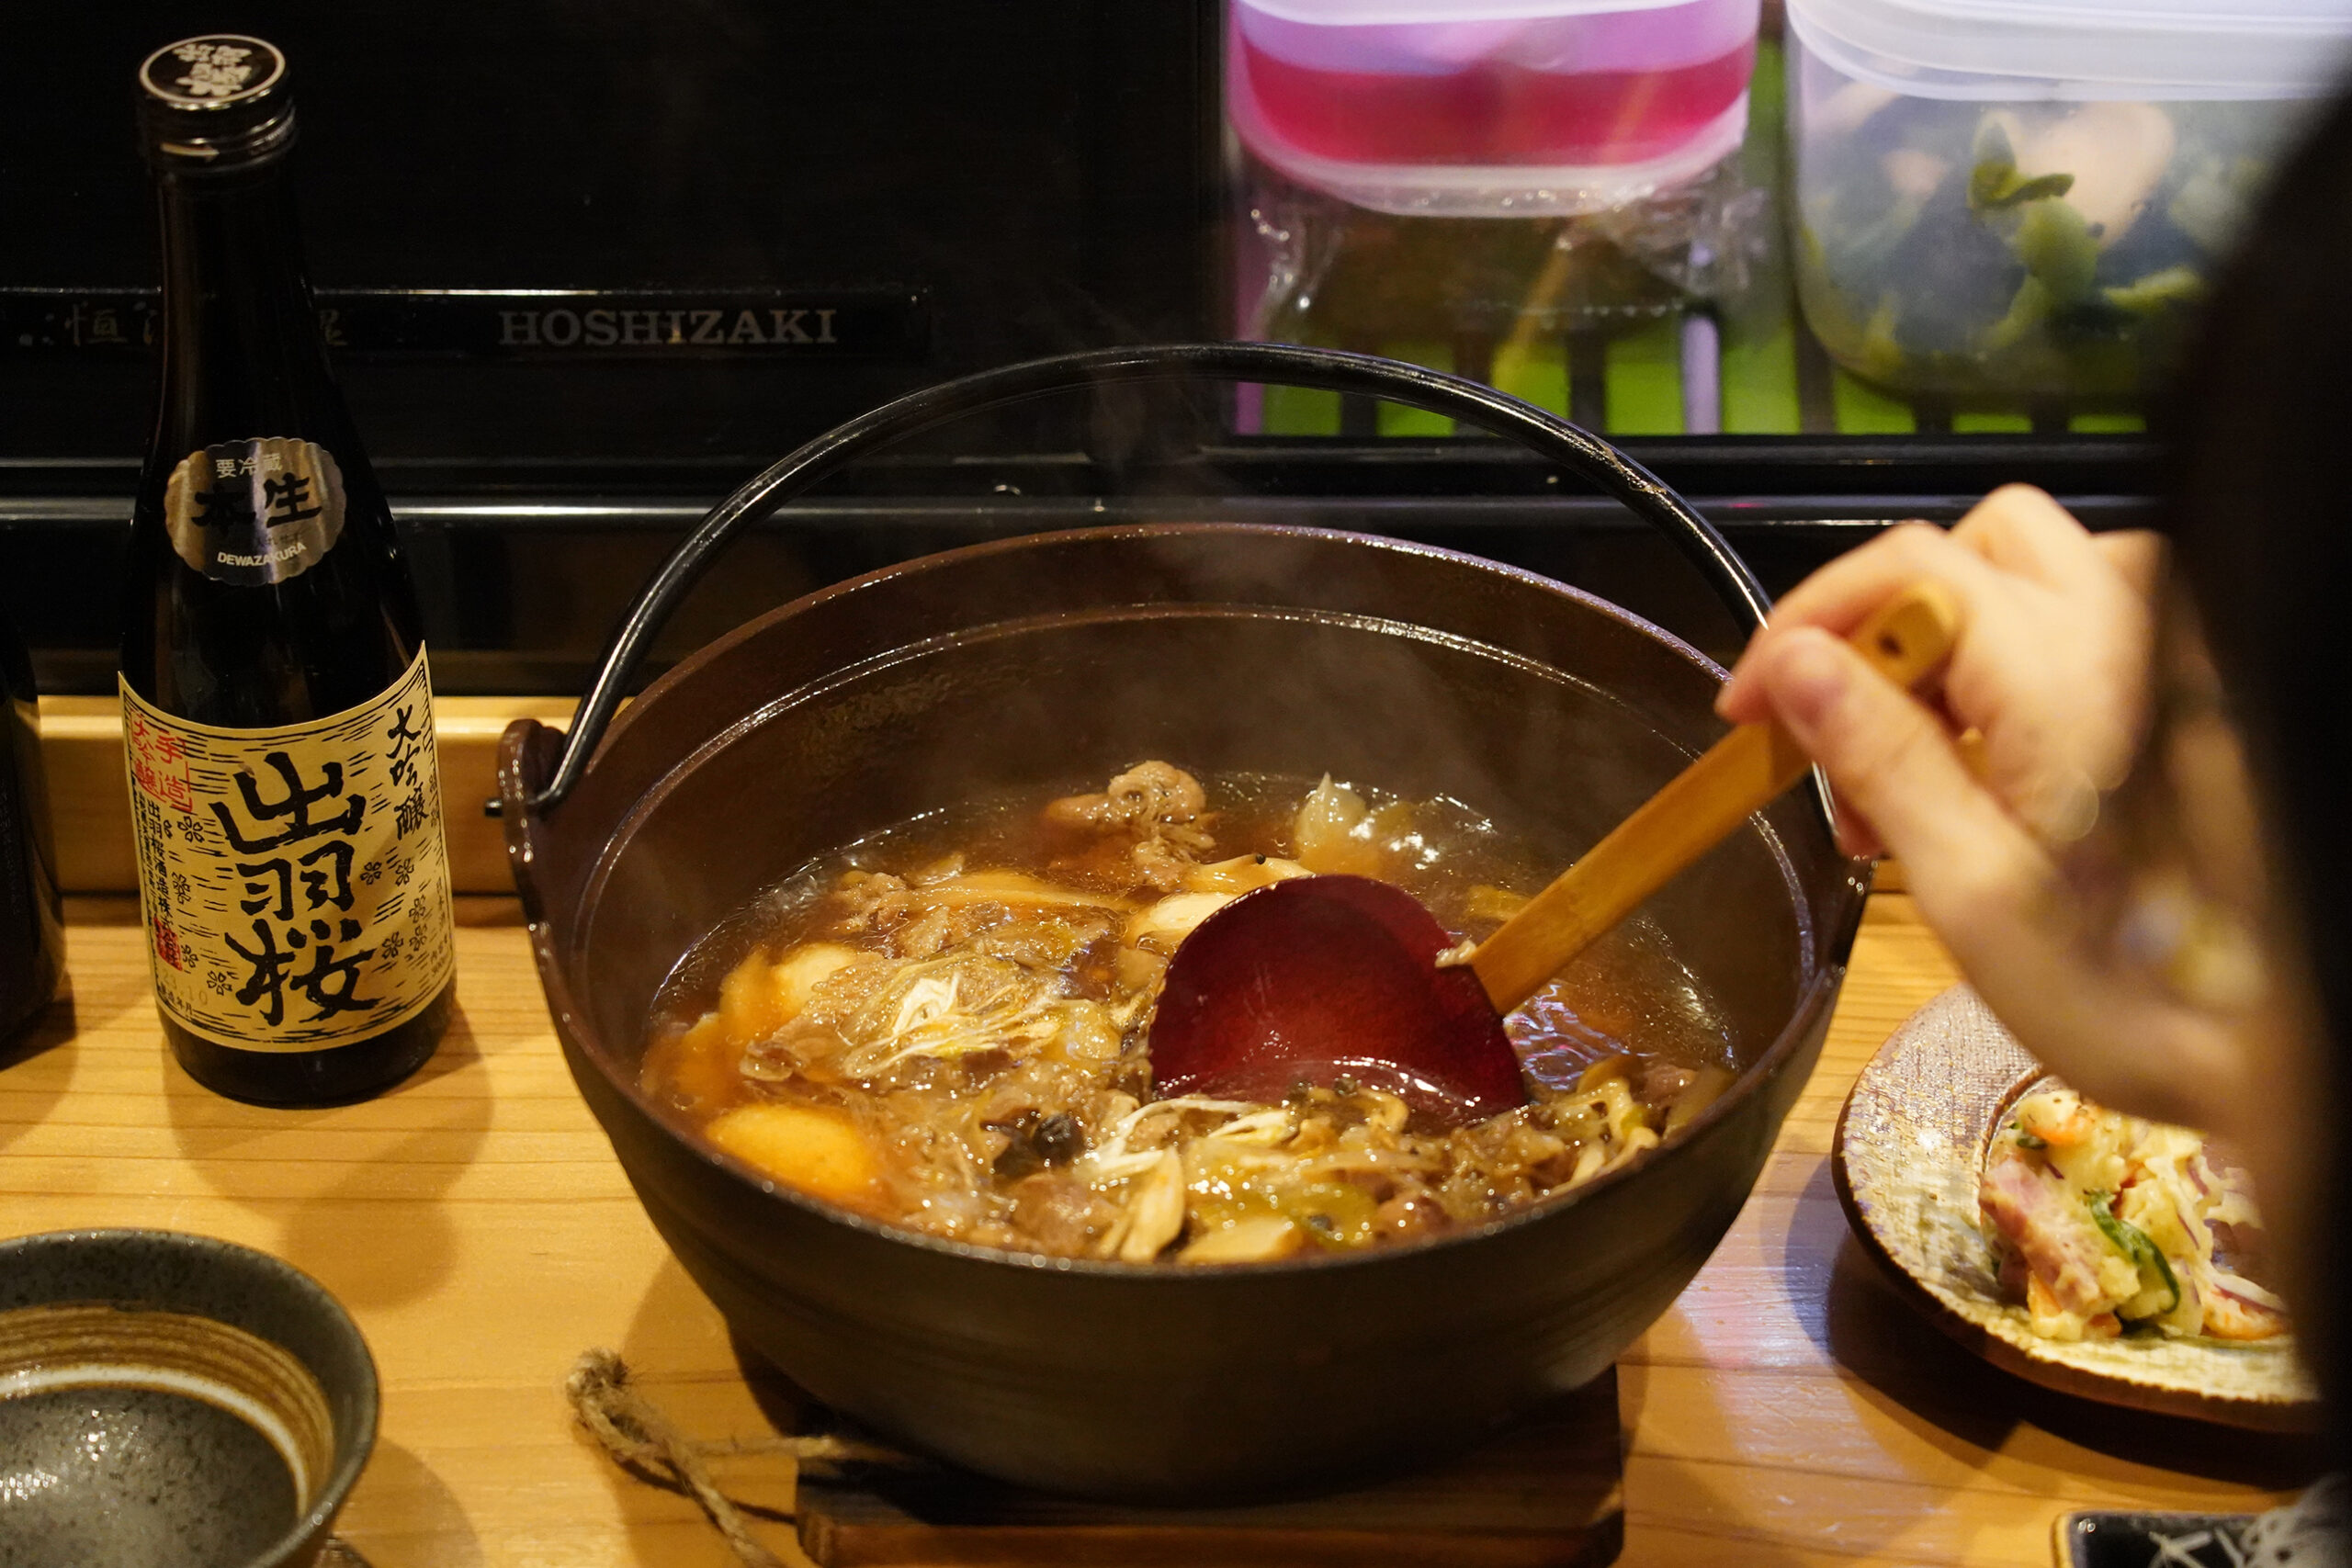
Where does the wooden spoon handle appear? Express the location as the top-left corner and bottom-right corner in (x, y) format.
(1468, 582), (1963, 1015)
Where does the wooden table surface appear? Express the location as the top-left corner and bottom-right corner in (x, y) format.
(0, 893), (2315, 1567)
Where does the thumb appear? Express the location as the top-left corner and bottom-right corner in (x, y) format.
(1749, 627), (2052, 931)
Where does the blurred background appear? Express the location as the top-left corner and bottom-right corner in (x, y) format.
(6, 0), (2343, 687)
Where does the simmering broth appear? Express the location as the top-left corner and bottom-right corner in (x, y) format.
(641, 762), (1737, 1263)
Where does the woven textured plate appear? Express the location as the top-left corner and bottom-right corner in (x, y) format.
(1833, 986), (2319, 1429)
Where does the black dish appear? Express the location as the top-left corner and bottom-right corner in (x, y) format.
(0, 1228), (377, 1568)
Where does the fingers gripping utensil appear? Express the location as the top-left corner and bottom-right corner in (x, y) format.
(1148, 583), (1963, 1127)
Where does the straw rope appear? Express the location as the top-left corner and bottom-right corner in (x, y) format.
(563, 1348), (913, 1568)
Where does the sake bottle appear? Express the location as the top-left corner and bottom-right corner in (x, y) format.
(0, 601), (62, 1043)
(121, 35), (455, 1104)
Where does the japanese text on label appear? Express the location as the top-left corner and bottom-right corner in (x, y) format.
(162, 436), (347, 587)
(122, 647), (454, 1054)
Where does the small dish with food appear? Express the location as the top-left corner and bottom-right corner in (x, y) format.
(1835, 985), (2314, 1427)
(1982, 1087), (2284, 1347)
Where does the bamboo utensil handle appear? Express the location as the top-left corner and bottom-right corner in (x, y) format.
(1468, 583), (1963, 1015)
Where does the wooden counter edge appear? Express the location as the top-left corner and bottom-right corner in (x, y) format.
(38, 694), (578, 896)
(39, 694), (1908, 900)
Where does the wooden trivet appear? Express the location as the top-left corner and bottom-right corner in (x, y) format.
(794, 1369), (1623, 1568)
(569, 1349), (1621, 1567)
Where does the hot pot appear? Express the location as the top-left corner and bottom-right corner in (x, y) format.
(500, 344), (1870, 1499)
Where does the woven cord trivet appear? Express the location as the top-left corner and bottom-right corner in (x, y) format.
(564, 1348), (913, 1568)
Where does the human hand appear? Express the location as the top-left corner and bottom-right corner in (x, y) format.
(1720, 485), (2159, 856)
(1715, 486), (2246, 1132)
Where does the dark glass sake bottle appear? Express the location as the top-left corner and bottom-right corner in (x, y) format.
(0, 601), (63, 1043)
(122, 36), (455, 1105)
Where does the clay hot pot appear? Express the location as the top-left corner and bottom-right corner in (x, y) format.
(500, 344), (1868, 1499)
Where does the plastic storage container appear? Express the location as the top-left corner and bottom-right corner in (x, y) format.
(1787, 0), (2352, 402)
(1229, 0), (1762, 216)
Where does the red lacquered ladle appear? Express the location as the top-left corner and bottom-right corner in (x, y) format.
(1148, 584), (1962, 1128)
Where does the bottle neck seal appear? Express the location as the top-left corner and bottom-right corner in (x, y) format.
(138, 36), (298, 174)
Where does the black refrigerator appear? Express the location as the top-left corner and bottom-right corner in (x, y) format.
(2, 0), (2155, 706)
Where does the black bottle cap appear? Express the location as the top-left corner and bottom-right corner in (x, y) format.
(137, 36), (296, 169)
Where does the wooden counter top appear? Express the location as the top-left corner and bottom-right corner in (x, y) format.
(0, 894), (2313, 1567)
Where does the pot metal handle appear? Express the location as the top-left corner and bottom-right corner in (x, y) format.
(528, 341), (1772, 813)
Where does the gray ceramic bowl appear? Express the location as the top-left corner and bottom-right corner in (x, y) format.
(0, 1229), (377, 1568)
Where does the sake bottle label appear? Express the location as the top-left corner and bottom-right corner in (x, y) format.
(120, 647), (455, 1054)
(162, 437), (346, 586)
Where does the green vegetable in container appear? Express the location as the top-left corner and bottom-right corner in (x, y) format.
(1969, 122), (2077, 212)
(2014, 200), (2100, 304)
(1796, 91), (2280, 399)
(2103, 265), (2206, 316)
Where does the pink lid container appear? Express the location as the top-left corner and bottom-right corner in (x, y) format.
(1231, 0), (1761, 216)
